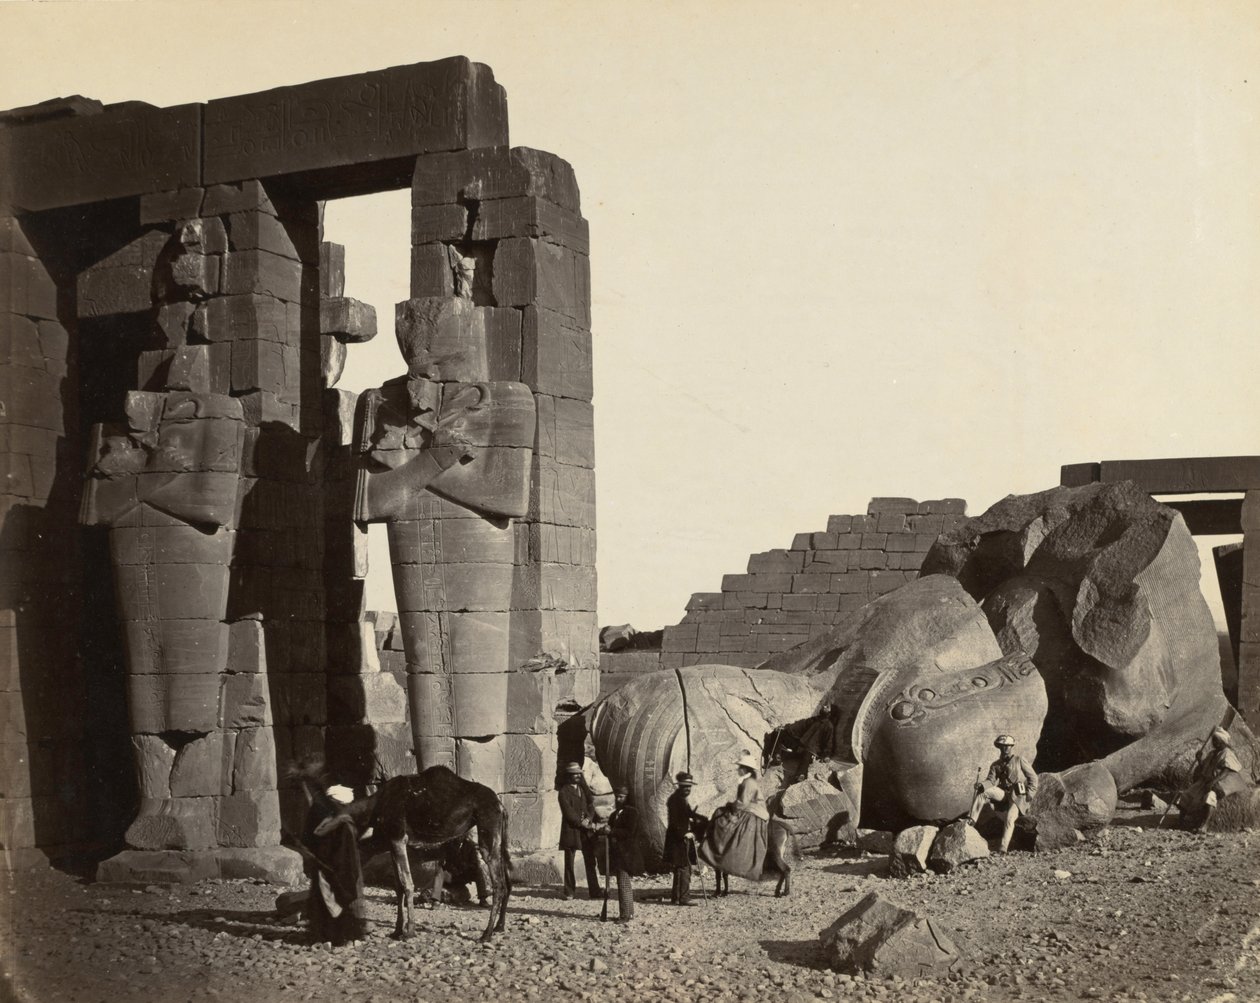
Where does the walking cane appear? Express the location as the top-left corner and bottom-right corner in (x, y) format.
(690, 834), (707, 905)
(600, 833), (610, 922)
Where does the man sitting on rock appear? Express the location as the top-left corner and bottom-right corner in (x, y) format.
(969, 734), (1038, 853)
(1179, 726), (1247, 833)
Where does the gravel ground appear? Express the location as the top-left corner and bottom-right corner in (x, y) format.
(3, 807), (1258, 1003)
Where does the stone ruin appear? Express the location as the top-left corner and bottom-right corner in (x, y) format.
(3, 56), (1258, 882)
(1, 58), (596, 879)
(579, 473), (1259, 864)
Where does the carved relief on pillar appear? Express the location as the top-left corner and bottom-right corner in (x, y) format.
(354, 293), (537, 777)
(81, 390), (252, 849)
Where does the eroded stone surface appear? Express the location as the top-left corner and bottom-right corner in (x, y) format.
(819, 892), (962, 976)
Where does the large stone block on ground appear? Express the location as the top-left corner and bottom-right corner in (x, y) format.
(95, 847), (302, 885)
(927, 820), (989, 873)
(889, 825), (938, 878)
(587, 662), (820, 864)
(922, 481), (1228, 785)
(1030, 761), (1118, 830)
(775, 777), (856, 849)
(819, 892), (961, 977)
(763, 575), (1044, 830)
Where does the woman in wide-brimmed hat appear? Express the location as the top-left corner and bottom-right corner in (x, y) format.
(698, 750), (771, 886)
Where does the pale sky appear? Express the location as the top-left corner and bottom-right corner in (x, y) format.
(3, 1), (1257, 631)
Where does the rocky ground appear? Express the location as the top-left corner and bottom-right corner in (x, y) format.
(3, 806), (1258, 1003)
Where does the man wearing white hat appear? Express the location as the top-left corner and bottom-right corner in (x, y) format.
(969, 734), (1038, 853)
(557, 762), (601, 899)
(1179, 726), (1247, 833)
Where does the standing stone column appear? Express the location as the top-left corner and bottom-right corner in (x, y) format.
(1241, 492), (1260, 728)
(0, 215), (88, 864)
(82, 391), (247, 852)
(76, 179), (319, 881)
(356, 147), (598, 861)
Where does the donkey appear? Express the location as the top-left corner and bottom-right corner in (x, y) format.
(707, 800), (795, 898)
(297, 762), (512, 943)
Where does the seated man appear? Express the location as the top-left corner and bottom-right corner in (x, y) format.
(1179, 726), (1247, 833)
(969, 734), (1038, 853)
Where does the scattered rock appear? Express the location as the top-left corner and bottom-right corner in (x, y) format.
(819, 892), (961, 977)
(857, 830), (896, 855)
(1032, 762), (1118, 830)
(599, 624), (637, 653)
(927, 821), (989, 873)
(777, 779), (858, 850)
(1029, 815), (1084, 852)
(1053, 870), (1072, 881)
(889, 826), (938, 878)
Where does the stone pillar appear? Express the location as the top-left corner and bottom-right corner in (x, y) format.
(0, 216), (87, 866)
(355, 147), (598, 858)
(1240, 492), (1260, 728)
(77, 179), (323, 881)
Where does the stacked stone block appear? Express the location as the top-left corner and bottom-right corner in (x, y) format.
(0, 58), (589, 869)
(0, 216), (88, 864)
(657, 498), (967, 670)
(1240, 493), (1259, 725)
(403, 148), (599, 851)
(74, 179), (326, 856)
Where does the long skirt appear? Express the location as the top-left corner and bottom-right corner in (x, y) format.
(698, 805), (768, 881)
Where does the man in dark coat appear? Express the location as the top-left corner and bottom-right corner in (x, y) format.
(606, 786), (643, 922)
(557, 762), (601, 899)
(968, 734), (1038, 853)
(292, 783), (368, 945)
(664, 771), (701, 905)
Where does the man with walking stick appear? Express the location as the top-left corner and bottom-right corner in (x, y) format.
(664, 771), (702, 906)
(968, 734), (1038, 853)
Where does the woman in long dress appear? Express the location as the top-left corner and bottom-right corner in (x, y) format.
(698, 751), (770, 884)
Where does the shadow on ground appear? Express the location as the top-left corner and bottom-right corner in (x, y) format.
(760, 937), (828, 969)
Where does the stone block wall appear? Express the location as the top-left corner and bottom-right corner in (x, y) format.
(345, 147), (600, 855)
(660, 497), (967, 669)
(1, 59), (597, 872)
(597, 499), (968, 683)
(0, 217), (93, 865)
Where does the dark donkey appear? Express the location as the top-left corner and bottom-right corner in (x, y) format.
(300, 763), (512, 943)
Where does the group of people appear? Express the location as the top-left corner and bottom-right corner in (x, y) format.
(556, 750), (769, 921)
(295, 723), (1248, 942)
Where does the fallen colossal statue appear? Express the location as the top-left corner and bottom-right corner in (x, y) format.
(578, 482), (1255, 864)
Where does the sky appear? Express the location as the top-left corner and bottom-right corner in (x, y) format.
(2, 1), (1257, 631)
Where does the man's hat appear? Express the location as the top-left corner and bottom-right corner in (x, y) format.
(1211, 727), (1232, 746)
(675, 771), (694, 785)
(994, 734), (1016, 748)
(563, 762), (583, 775)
